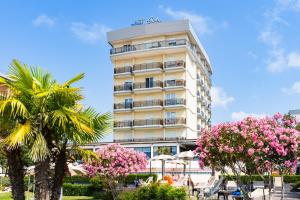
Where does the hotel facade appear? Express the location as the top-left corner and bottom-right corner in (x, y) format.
(105, 19), (212, 158)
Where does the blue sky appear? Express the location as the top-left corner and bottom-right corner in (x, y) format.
(1, 0), (300, 140)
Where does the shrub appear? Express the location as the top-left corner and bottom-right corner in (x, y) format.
(63, 175), (91, 184)
(116, 183), (189, 200)
(63, 183), (94, 196)
(291, 181), (300, 191)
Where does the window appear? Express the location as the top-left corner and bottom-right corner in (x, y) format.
(146, 77), (154, 88)
(153, 146), (177, 156)
(123, 44), (132, 52)
(134, 147), (151, 159)
(165, 93), (176, 106)
(166, 112), (176, 124)
(165, 79), (176, 87)
(166, 112), (176, 120)
(168, 40), (177, 46)
(166, 93), (175, 100)
(124, 81), (132, 90)
(124, 98), (133, 108)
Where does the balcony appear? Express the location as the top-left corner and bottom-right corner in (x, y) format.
(133, 99), (163, 111)
(164, 60), (185, 71)
(113, 102), (132, 112)
(133, 119), (163, 129)
(133, 62), (163, 75)
(110, 39), (187, 55)
(164, 118), (186, 127)
(164, 98), (186, 108)
(114, 84), (132, 95)
(114, 66), (132, 76)
(133, 81), (163, 93)
(197, 108), (201, 117)
(164, 79), (186, 90)
(114, 120), (132, 129)
(113, 137), (187, 143)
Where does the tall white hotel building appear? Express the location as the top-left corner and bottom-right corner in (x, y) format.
(104, 19), (212, 160)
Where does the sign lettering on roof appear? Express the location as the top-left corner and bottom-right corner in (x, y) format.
(131, 17), (160, 26)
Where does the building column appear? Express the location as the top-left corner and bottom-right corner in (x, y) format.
(176, 144), (180, 154)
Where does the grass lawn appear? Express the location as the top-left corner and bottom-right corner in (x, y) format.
(0, 192), (96, 200)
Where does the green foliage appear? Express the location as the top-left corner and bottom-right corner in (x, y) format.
(63, 175), (91, 184)
(63, 183), (94, 196)
(116, 183), (189, 200)
(223, 175), (300, 184)
(291, 181), (300, 191)
(124, 174), (158, 184)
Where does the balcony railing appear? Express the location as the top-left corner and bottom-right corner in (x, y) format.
(133, 99), (163, 108)
(114, 121), (132, 128)
(164, 60), (185, 69)
(113, 137), (187, 143)
(197, 107), (201, 113)
(110, 39), (187, 55)
(114, 84), (132, 92)
(114, 66), (132, 74)
(164, 79), (185, 87)
(164, 98), (186, 106)
(133, 62), (163, 72)
(197, 125), (201, 130)
(133, 119), (163, 126)
(133, 81), (163, 89)
(114, 102), (132, 110)
(164, 118), (186, 125)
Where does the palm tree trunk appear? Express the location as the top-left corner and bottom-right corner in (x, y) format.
(6, 147), (25, 200)
(34, 157), (50, 200)
(50, 147), (67, 200)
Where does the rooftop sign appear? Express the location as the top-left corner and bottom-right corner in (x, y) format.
(131, 17), (160, 26)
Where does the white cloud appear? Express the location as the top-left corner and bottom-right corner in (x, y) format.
(33, 14), (55, 27)
(211, 87), (234, 108)
(248, 51), (258, 60)
(231, 111), (266, 121)
(288, 52), (300, 68)
(259, 0), (300, 72)
(70, 22), (111, 44)
(159, 6), (226, 35)
(282, 81), (300, 94)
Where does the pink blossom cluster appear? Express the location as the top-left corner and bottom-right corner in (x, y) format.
(84, 144), (148, 178)
(195, 113), (300, 172)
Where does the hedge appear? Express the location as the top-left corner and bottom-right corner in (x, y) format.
(63, 174), (158, 185)
(63, 183), (94, 196)
(223, 175), (300, 184)
(63, 175), (91, 184)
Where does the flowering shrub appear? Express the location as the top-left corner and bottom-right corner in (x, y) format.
(85, 144), (147, 178)
(84, 144), (147, 199)
(195, 113), (299, 198)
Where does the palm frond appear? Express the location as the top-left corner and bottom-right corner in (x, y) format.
(69, 146), (99, 162)
(29, 133), (50, 161)
(63, 73), (85, 87)
(4, 121), (32, 148)
(0, 97), (29, 118)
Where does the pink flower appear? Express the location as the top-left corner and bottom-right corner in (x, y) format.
(247, 148), (254, 156)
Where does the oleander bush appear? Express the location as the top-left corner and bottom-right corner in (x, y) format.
(116, 183), (189, 200)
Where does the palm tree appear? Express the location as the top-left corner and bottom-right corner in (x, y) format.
(0, 115), (25, 200)
(0, 59), (111, 200)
